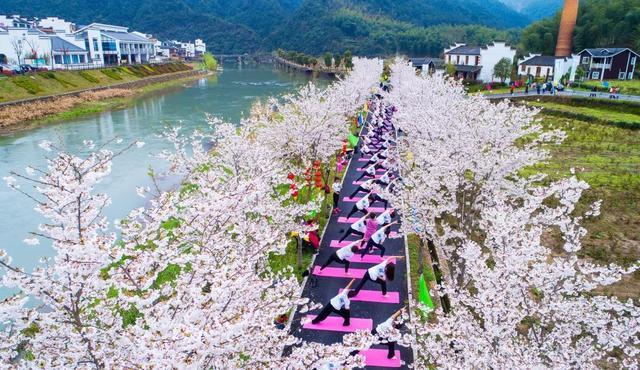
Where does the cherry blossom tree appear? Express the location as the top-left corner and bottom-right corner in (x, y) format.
(0, 139), (141, 367)
(384, 59), (640, 368)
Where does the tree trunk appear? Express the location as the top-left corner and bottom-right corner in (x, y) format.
(296, 235), (303, 269)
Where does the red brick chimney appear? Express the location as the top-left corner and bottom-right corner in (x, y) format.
(555, 0), (579, 57)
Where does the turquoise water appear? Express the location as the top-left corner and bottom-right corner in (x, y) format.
(0, 64), (327, 296)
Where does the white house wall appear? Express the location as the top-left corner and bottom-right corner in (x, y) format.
(479, 42), (516, 83)
(0, 28), (52, 64)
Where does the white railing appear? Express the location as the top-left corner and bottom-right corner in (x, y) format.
(591, 63), (611, 69)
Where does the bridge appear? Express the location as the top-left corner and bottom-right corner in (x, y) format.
(273, 56), (345, 78)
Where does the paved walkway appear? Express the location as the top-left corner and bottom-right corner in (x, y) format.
(484, 89), (640, 103)
(291, 103), (412, 369)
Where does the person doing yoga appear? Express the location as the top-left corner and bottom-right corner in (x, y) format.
(348, 257), (402, 297)
(349, 178), (375, 198)
(361, 222), (397, 258)
(346, 193), (375, 219)
(340, 212), (374, 242)
(355, 163), (379, 182)
(312, 279), (356, 326)
(376, 209), (396, 226)
(372, 307), (405, 360)
(319, 239), (363, 274)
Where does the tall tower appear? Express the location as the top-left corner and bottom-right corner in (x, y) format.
(555, 0), (579, 57)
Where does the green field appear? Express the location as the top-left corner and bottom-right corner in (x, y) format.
(522, 98), (640, 299)
(576, 79), (640, 96)
(0, 63), (192, 103)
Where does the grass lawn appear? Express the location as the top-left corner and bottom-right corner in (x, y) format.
(521, 99), (640, 299)
(527, 100), (640, 129)
(579, 79), (640, 95)
(0, 64), (192, 103)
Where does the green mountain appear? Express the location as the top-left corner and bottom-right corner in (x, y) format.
(519, 0), (640, 55)
(1, 0), (529, 54)
(499, 0), (563, 19)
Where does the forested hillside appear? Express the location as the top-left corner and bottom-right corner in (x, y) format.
(1, 0), (525, 55)
(266, 6), (519, 56)
(520, 0), (640, 55)
(499, 0), (563, 19)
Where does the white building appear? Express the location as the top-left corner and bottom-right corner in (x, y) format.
(518, 54), (580, 83)
(0, 25), (52, 66)
(443, 42), (517, 82)
(74, 23), (155, 66)
(38, 17), (76, 34)
(195, 39), (206, 56)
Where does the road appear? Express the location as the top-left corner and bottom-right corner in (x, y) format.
(484, 89), (640, 102)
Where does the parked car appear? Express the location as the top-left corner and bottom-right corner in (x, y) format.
(0, 64), (16, 76)
(19, 64), (36, 73)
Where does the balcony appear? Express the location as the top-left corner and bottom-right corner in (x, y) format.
(591, 63), (611, 70)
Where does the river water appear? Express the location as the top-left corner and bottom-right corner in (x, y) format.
(0, 63), (327, 296)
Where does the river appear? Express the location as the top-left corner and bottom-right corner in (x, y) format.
(0, 63), (328, 297)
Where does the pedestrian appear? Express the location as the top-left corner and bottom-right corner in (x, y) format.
(361, 222), (397, 258)
(525, 84), (529, 94)
(536, 83), (541, 95)
(339, 212), (372, 242)
(312, 279), (356, 326)
(318, 239), (363, 274)
(510, 84), (515, 95)
(346, 193), (375, 219)
(349, 257), (401, 297)
(332, 177), (342, 215)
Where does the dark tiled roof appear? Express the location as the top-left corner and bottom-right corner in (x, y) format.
(50, 36), (86, 53)
(447, 45), (482, 55)
(410, 57), (445, 68)
(521, 55), (561, 67)
(454, 65), (482, 73)
(581, 48), (634, 57)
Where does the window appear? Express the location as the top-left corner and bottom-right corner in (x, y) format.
(582, 56), (590, 64)
(63, 55), (71, 64)
(93, 38), (99, 51)
(465, 55), (469, 65)
(475, 56), (480, 66)
(72, 55), (79, 64)
(619, 72), (627, 80)
(632, 56), (637, 66)
(591, 71), (600, 79)
(521, 65), (526, 72)
(54, 55), (62, 64)
(79, 55), (85, 63)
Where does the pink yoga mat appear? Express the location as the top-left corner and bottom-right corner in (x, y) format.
(353, 176), (382, 184)
(337, 217), (361, 224)
(312, 266), (366, 278)
(303, 315), (373, 333)
(342, 196), (362, 203)
(329, 235), (399, 248)
(339, 289), (400, 304)
(347, 254), (385, 264)
(361, 349), (402, 368)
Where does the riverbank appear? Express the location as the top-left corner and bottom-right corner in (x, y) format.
(0, 69), (211, 135)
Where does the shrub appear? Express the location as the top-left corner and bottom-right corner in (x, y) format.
(78, 71), (100, 83)
(12, 77), (43, 94)
(101, 69), (122, 80)
(202, 52), (218, 71)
